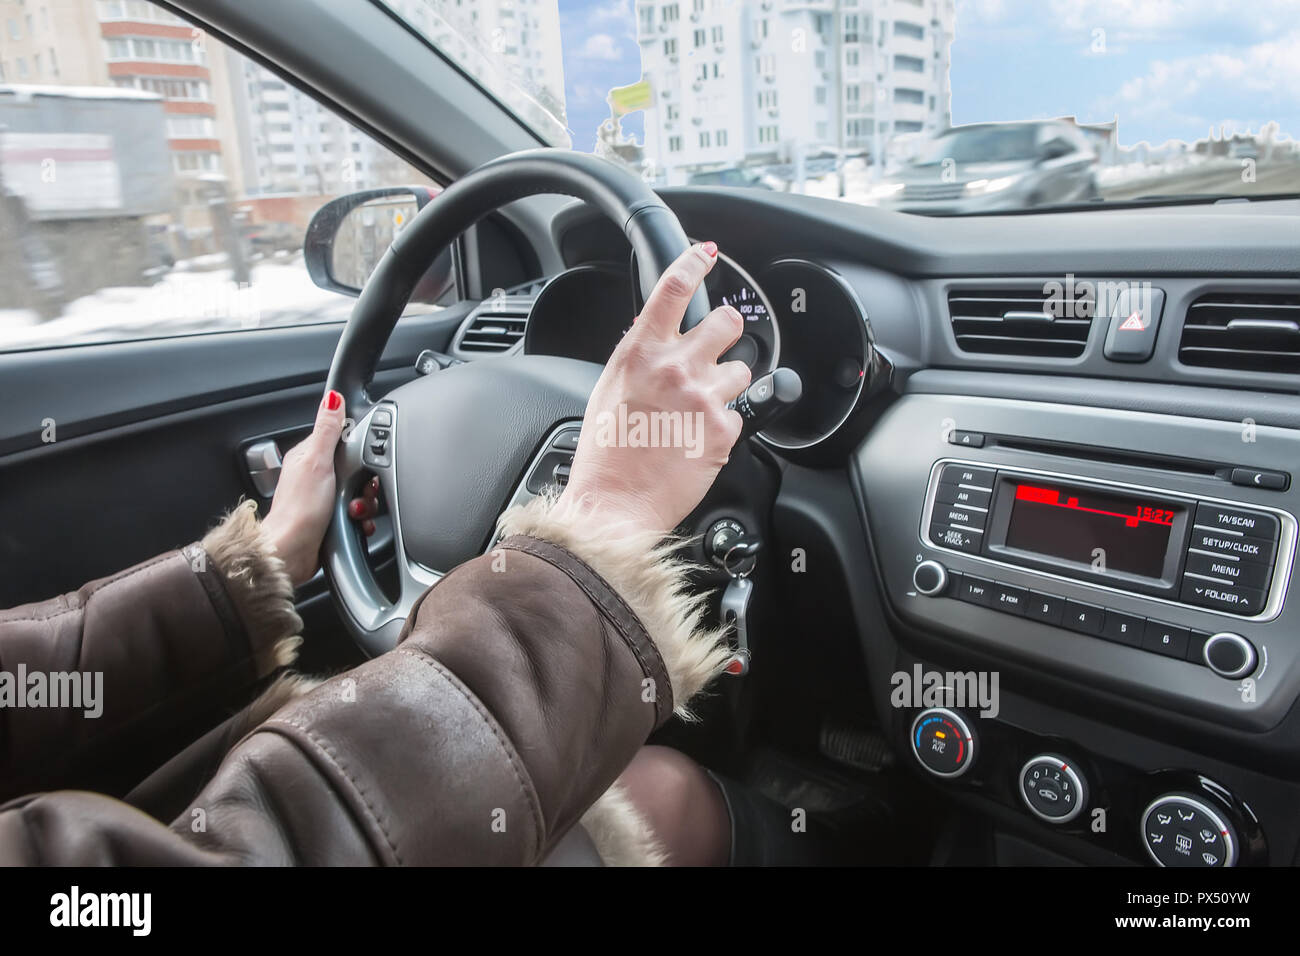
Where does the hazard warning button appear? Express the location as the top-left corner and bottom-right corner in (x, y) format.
(1103, 286), (1165, 362)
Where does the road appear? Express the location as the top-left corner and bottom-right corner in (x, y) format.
(1100, 158), (1300, 202)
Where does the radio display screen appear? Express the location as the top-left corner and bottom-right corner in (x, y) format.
(1003, 482), (1183, 579)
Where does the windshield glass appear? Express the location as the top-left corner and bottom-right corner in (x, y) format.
(382, 0), (1300, 214)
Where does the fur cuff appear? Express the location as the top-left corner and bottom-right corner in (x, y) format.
(581, 784), (668, 866)
(496, 492), (731, 720)
(201, 500), (303, 677)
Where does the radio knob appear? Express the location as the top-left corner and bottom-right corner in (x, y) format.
(1019, 755), (1087, 825)
(913, 560), (948, 596)
(1203, 633), (1257, 680)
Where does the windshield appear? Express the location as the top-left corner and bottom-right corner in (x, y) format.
(382, 0), (1300, 214)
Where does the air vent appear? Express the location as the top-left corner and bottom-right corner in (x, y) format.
(1179, 293), (1300, 373)
(458, 299), (530, 353)
(947, 289), (1093, 358)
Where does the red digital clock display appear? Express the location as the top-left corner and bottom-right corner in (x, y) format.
(1004, 483), (1183, 579)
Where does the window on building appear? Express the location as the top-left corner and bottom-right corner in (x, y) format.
(662, 4), (679, 23)
(639, 5), (654, 33)
(697, 63), (708, 81)
(711, 61), (723, 78)
(895, 120), (925, 133)
(47, 48), (58, 76)
(815, 86), (826, 105)
(894, 87), (925, 105)
(693, 28), (705, 47)
(815, 49), (826, 69)
(894, 20), (924, 40)
(664, 38), (677, 56)
(845, 48), (859, 67)
(33, 53), (42, 76)
(7, 19), (20, 40)
(815, 120), (828, 139)
(667, 103), (679, 121)
(166, 115), (216, 137)
(716, 128), (727, 147)
(16, 57), (28, 77)
(756, 18), (768, 41)
(699, 130), (710, 148)
(844, 14), (858, 43)
(669, 135), (683, 151)
(711, 25), (723, 44)
(894, 54), (925, 72)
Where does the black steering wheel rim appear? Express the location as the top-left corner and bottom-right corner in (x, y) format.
(322, 148), (708, 656)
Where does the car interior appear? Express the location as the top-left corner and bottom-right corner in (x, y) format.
(2, 0), (1299, 870)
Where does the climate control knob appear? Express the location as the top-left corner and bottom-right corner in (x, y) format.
(1019, 754), (1087, 824)
(1141, 793), (1238, 867)
(913, 560), (948, 596)
(1203, 633), (1257, 679)
(910, 707), (975, 778)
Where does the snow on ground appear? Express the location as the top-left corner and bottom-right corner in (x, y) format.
(0, 253), (356, 351)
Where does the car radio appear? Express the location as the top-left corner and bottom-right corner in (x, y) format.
(921, 460), (1295, 622)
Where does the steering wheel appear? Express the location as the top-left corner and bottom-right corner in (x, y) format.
(322, 149), (712, 656)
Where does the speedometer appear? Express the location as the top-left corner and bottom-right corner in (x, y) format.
(705, 252), (780, 376)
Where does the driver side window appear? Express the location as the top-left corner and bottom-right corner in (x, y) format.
(0, 0), (442, 353)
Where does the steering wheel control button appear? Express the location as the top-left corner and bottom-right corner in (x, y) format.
(1019, 755), (1087, 824)
(551, 430), (580, 451)
(362, 406), (394, 468)
(913, 560), (948, 596)
(1141, 794), (1238, 867)
(947, 429), (986, 448)
(1103, 286), (1165, 363)
(1202, 632), (1258, 679)
(911, 708), (975, 779)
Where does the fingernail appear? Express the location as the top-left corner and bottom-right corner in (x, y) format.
(326, 390), (342, 411)
(362, 519), (376, 537)
(701, 241), (718, 258)
(348, 499), (364, 518)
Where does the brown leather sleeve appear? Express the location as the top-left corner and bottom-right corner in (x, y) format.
(0, 502), (301, 801)
(0, 537), (669, 865)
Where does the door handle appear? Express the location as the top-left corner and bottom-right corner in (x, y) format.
(244, 439), (283, 498)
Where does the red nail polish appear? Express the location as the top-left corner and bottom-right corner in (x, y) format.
(326, 390), (342, 411)
(348, 499), (363, 518)
(701, 241), (718, 258)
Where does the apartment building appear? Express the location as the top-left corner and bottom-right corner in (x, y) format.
(635, 0), (954, 184)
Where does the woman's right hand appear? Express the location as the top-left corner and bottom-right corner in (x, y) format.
(558, 242), (752, 536)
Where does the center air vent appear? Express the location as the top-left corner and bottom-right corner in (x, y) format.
(457, 299), (530, 353)
(948, 288), (1093, 358)
(1179, 293), (1300, 373)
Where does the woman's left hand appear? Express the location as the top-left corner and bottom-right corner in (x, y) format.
(261, 389), (347, 587)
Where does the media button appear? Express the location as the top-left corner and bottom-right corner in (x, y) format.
(990, 583), (1029, 615)
(928, 521), (983, 554)
(1193, 503), (1279, 541)
(939, 464), (995, 490)
(936, 504), (986, 528)
(956, 574), (994, 607)
(1101, 610), (1145, 647)
(1142, 620), (1190, 659)
(1026, 591), (1065, 626)
(1063, 599), (1104, 635)
(935, 481), (992, 510)
(1186, 527), (1277, 564)
(1180, 579), (1267, 616)
(1183, 551), (1274, 590)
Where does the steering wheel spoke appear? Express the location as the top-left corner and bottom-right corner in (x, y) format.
(327, 401), (441, 655)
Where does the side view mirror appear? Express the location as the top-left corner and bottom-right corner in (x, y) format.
(303, 186), (455, 303)
(1037, 139), (1073, 163)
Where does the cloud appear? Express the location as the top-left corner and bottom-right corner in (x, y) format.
(587, 0), (632, 25)
(577, 32), (623, 61)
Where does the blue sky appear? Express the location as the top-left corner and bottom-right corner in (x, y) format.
(557, 0), (1300, 152)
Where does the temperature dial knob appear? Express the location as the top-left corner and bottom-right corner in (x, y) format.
(1019, 754), (1087, 824)
(910, 707), (976, 778)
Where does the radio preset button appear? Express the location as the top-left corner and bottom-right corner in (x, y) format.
(1063, 599), (1104, 635)
(1026, 590), (1065, 626)
(1193, 503), (1279, 541)
(939, 464), (995, 489)
(990, 583), (1028, 615)
(1101, 610), (1145, 647)
(1142, 620), (1190, 659)
(956, 574), (994, 607)
(935, 481), (992, 510)
(1180, 579), (1267, 616)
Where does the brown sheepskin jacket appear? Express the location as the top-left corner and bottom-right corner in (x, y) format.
(0, 496), (729, 865)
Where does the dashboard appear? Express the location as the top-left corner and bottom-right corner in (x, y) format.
(447, 186), (1300, 867)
